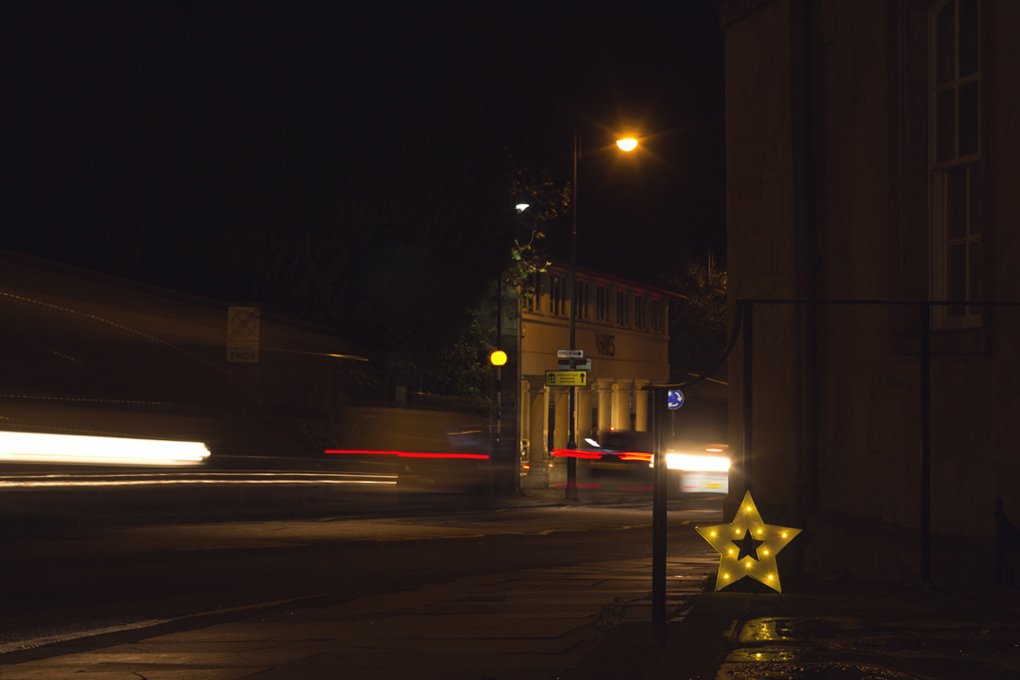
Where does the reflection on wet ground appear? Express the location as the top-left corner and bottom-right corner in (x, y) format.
(720, 614), (1020, 680)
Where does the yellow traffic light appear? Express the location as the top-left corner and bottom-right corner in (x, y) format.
(489, 350), (508, 366)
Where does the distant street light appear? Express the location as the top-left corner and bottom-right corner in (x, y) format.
(564, 131), (643, 500)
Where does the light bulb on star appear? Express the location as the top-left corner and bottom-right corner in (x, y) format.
(695, 491), (801, 593)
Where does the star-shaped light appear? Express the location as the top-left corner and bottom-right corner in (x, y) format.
(696, 491), (801, 593)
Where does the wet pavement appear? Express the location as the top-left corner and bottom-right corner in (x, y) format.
(0, 555), (719, 679)
(568, 578), (1020, 680)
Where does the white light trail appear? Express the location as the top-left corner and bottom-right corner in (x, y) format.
(0, 431), (210, 466)
(665, 453), (730, 472)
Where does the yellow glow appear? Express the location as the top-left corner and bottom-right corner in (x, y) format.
(616, 138), (638, 151)
(489, 350), (508, 366)
(0, 431), (209, 467)
(666, 453), (729, 471)
(695, 491), (802, 594)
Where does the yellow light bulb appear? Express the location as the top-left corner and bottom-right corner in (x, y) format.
(616, 138), (638, 151)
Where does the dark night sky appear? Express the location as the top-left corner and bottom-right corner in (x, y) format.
(1, 1), (724, 302)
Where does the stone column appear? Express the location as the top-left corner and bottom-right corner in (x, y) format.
(612, 380), (633, 432)
(634, 379), (650, 432)
(530, 384), (549, 463)
(553, 387), (569, 449)
(576, 385), (593, 445)
(597, 379), (614, 439)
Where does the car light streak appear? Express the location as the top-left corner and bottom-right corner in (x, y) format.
(664, 453), (730, 471)
(0, 472), (397, 488)
(324, 449), (489, 460)
(619, 452), (653, 462)
(0, 431), (210, 466)
(550, 449), (603, 459)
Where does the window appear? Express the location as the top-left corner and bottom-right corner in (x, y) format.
(634, 295), (645, 329)
(596, 285), (610, 322)
(652, 297), (669, 332)
(551, 276), (564, 316)
(616, 290), (628, 326)
(930, 0), (981, 327)
(524, 273), (537, 312)
(576, 281), (589, 320)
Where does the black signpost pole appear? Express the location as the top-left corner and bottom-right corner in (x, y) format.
(652, 388), (667, 634)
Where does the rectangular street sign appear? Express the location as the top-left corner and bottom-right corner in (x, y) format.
(545, 370), (588, 386)
(558, 358), (592, 371)
(556, 349), (584, 358)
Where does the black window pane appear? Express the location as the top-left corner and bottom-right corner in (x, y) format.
(969, 165), (981, 235)
(958, 81), (979, 156)
(946, 167), (967, 240)
(947, 243), (966, 316)
(959, 0), (979, 77)
(968, 241), (981, 314)
(936, 2), (956, 84)
(936, 89), (955, 161)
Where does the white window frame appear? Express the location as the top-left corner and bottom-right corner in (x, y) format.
(929, 0), (981, 329)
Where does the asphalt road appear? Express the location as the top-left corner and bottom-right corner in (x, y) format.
(0, 499), (722, 663)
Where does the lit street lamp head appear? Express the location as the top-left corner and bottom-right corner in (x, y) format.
(616, 138), (638, 151)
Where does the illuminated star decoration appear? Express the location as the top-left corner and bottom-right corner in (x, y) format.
(696, 491), (801, 593)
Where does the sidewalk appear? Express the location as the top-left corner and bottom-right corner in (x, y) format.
(0, 555), (719, 680)
(569, 577), (1020, 680)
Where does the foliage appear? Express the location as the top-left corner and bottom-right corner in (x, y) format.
(505, 167), (571, 304)
(415, 317), (494, 400)
(659, 257), (727, 382)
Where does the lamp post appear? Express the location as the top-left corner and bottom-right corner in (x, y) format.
(566, 132), (638, 500)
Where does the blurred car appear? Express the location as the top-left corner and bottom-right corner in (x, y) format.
(665, 444), (729, 495)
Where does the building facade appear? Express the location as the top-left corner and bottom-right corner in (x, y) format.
(720, 0), (1020, 581)
(517, 263), (674, 486)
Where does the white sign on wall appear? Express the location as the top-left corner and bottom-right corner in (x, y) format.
(227, 306), (260, 363)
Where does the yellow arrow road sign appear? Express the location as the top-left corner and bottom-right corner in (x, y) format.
(545, 370), (588, 386)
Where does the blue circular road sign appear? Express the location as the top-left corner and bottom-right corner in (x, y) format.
(667, 390), (684, 410)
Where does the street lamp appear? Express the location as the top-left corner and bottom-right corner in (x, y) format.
(565, 132), (640, 500)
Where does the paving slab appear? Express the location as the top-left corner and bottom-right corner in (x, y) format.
(0, 555), (717, 679)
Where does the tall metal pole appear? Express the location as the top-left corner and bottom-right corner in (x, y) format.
(651, 388), (667, 632)
(920, 303), (931, 582)
(566, 128), (579, 500)
(742, 300), (754, 499)
(495, 274), (502, 445)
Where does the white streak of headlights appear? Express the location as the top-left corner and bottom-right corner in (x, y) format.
(665, 453), (730, 472)
(0, 431), (210, 466)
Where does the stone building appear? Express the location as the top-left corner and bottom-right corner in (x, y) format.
(517, 263), (676, 487)
(720, 0), (1020, 581)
